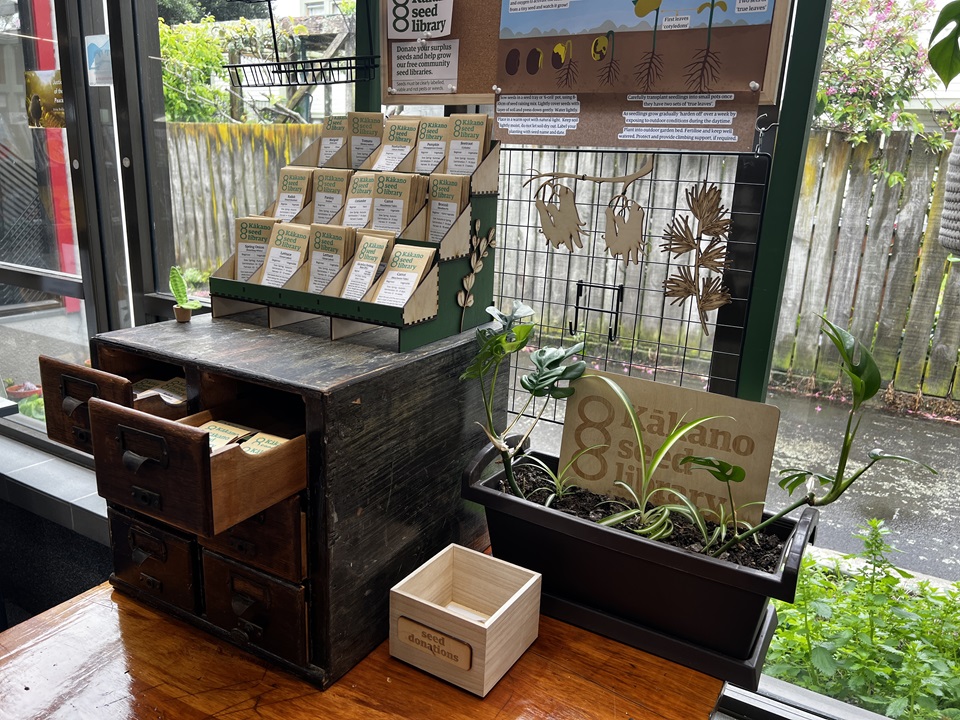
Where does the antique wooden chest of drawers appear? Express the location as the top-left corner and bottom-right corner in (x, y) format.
(41, 314), (496, 686)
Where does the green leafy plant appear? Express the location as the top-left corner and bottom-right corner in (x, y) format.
(696, 317), (934, 558)
(170, 266), (202, 309)
(461, 302), (586, 498)
(588, 374), (721, 540)
(522, 445), (601, 508)
(767, 520), (960, 719)
(930, 1), (960, 89)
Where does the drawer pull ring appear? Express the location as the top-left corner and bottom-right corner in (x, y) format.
(123, 451), (153, 474)
(60, 374), (98, 417)
(131, 547), (151, 564)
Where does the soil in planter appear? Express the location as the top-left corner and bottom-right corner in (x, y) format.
(510, 464), (786, 574)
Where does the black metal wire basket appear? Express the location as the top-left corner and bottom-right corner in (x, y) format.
(225, 55), (378, 88)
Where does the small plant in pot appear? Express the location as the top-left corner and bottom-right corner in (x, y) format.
(170, 265), (201, 322)
(461, 304), (933, 688)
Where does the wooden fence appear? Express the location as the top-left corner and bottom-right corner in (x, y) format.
(772, 129), (958, 399)
(167, 124), (960, 400)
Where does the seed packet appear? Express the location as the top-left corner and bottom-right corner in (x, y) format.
(445, 113), (489, 176)
(371, 172), (428, 236)
(234, 216), (279, 281)
(306, 224), (356, 294)
(415, 117), (451, 174)
(368, 117), (420, 172)
(427, 174), (469, 244)
(347, 111), (384, 170)
(371, 244), (436, 307)
(240, 432), (289, 455)
(312, 168), (354, 225)
(319, 114), (348, 168)
(340, 231), (395, 301)
(272, 166), (314, 221)
(343, 172), (377, 228)
(258, 223), (311, 288)
(196, 420), (258, 450)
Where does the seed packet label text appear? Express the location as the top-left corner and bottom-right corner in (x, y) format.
(373, 198), (404, 234)
(313, 192), (344, 224)
(372, 144), (412, 172)
(373, 270), (417, 307)
(351, 136), (381, 169)
(415, 140), (446, 173)
(341, 261), (377, 300)
(447, 139), (480, 175)
(428, 200), (458, 243)
(261, 247), (302, 287)
(241, 433), (288, 455)
(237, 242), (268, 281)
(274, 192), (305, 221)
(320, 137), (344, 166)
(343, 197), (373, 227)
(308, 251), (341, 293)
(154, 377), (187, 403)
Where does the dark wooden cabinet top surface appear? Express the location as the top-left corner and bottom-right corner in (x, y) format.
(0, 583), (724, 719)
(95, 314), (478, 396)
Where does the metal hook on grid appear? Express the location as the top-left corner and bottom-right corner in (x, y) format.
(755, 113), (779, 156)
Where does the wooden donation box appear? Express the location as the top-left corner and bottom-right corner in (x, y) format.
(39, 315), (493, 686)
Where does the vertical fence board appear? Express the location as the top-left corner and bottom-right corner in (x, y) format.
(819, 137), (880, 381)
(895, 151), (950, 393)
(792, 137), (852, 376)
(873, 145), (939, 379)
(772, 130), (827, 373)
(924, 260), (960, 397)
(849, 132), (910, 349)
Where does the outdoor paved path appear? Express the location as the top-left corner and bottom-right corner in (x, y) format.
(767, 393), (960, 582)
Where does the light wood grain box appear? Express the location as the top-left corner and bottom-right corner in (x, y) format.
(389, 544), (541, 697)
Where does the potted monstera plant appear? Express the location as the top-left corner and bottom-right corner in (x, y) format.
(461, 303), (931, 688)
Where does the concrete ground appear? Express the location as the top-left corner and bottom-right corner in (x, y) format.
(766, 392), (960, 582)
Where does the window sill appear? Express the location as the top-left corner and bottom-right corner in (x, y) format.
(0, 433), (106, 547)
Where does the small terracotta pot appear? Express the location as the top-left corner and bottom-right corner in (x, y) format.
(173, 305), (192, 323)
(5, 384), (42, 400)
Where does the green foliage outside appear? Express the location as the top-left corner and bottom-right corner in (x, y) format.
(159, 16), (232, 122)
(767, 520), (960, 719)
(816, 0), (940, 145)
(158, 0), (268, 25)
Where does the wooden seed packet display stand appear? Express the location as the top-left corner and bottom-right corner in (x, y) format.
(210, 133), (500, 352)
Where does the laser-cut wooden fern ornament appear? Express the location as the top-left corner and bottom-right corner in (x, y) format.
(458, 219), (496, 330)
(535, 181), (586, 252)
(661, 180), (732, 335)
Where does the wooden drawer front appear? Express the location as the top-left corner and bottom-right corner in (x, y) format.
(109, 508), (199, 614)
(89, 399), (307, 537)
(202, 550), (308, 665)
(200, 494), (306, 583)
(40, 356), (133, 453)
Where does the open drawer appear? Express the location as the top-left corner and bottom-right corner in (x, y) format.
(39, 355), (189, 454)
(89, 398), (307, 537)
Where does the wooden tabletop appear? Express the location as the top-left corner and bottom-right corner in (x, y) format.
(0, 583), (723, 719)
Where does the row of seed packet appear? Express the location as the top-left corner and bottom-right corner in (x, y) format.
(342, 172), (429, 237)
(318, 112), (384, 170)
(189, 418), (289, 456)
(337, 231), (435, 308)
(365, 114), (492, 177)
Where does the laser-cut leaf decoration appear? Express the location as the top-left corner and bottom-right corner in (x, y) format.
(603, 197), (645, 265)
(661, 181), (732, 336)
(537, 183), (586, 252)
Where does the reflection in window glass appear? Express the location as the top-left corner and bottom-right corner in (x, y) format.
(0, 288), (88, 430)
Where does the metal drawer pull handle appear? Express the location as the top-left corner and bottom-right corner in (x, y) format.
(117, 424), (169, 473)
(231, 592), (256, 617)
(131, 547), (150, 564)
(61, 396), (85, 417)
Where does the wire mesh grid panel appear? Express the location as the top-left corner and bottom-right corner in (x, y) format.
(494, 146), (770, 427)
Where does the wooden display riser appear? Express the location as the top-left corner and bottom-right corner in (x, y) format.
(0, 583), (725, 719)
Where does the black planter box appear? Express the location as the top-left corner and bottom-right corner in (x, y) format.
(462, 443), (819, 689)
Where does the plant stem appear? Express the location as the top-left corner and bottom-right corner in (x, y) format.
(502, 447), (522, 497)
(711, 494), (812, 557)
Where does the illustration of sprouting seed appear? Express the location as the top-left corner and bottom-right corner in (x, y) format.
(595, 30), (621, 86)
(552, 40), (579, 89)
(685, 0), (725, 92)
(632, 0), (663, 93)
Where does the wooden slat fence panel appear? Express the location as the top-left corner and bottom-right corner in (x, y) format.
(894, 151), (949, 393)
(872, 144), (939, 379)
(772, 131), (826, 371)
(849, 132), (910, 350)
(924, 261), (960, 397)
(819, 137), (880, 382)
(791, 136), (852, 377)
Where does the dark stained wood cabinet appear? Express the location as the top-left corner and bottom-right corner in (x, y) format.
(46, 314), (496, 687)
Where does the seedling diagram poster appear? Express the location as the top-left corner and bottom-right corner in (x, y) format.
(495, 0), (777, 150)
